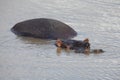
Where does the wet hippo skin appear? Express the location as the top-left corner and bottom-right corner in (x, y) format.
(11, 18), (77, 40)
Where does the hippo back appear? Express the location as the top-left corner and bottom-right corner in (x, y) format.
(11, 18), (77, 40)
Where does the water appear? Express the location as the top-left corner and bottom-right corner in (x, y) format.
(0, 0), (120, 80)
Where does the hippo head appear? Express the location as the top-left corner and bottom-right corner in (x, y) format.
(55, 38), (90, 53)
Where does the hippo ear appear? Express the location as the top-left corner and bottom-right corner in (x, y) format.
(83, 38), (89, 42)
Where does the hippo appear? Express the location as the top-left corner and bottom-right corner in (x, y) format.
(55, 38), (90, 53)
(11, 18), (77, 40)
(55, 38), (104, 54)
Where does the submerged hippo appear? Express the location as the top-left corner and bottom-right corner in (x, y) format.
(55, 38), (104, 54)
(11, 18), (77, 40)
(55, 38), (90, 53)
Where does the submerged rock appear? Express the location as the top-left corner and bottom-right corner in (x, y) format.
(11, 18), (77, 40)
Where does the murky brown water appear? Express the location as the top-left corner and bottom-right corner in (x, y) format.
(0, 0), (120, 80)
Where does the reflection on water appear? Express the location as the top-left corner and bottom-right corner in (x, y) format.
(56, 47), (103, 56)
(0, 0), (120, 80)
(18, 36), (55, 45)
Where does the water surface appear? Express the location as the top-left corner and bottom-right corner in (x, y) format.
(0, 0), (120, 80)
